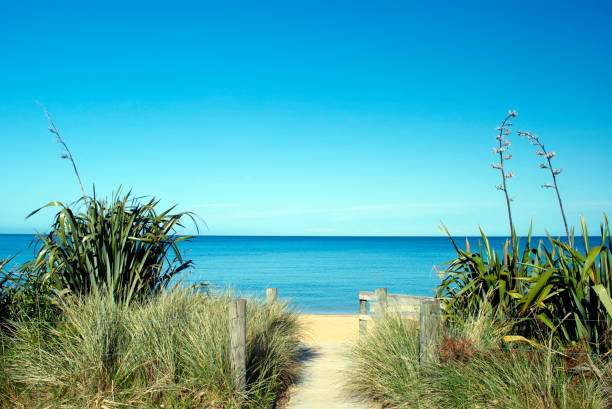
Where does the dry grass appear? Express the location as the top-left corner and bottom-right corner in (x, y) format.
(346, 313), (611, 409)
(0, 289), (301, 408)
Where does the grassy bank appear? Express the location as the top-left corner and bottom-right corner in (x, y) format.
(0, 290), (301, 408)
(346, 313), (611, 409)
(0, 192), (305, 408)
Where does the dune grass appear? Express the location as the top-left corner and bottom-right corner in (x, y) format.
(346, 314), (424, 406)
(346, 313), (610, 409)
(0, 289), (301, 408)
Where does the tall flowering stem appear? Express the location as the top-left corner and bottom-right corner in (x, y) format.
(37, 102), (87, 200)
(492, 110), (518, 255)
(518, 130), (571, 246)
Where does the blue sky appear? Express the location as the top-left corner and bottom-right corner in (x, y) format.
(1, 0), (610, 236)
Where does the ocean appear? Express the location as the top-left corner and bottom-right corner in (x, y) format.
(0, 234), (553, 313)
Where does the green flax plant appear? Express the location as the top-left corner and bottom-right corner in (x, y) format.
(26, 192), (197, 304)
(438, 111), (525, 321)
(436, 223), (534, 321)
(33, 107), (200, 303)
(518, 217), (612, 353)
(439, 219), (612, 353)
(437, 111), (612, 352)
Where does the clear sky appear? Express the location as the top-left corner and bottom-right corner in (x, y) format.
(1, 0), (610, 236)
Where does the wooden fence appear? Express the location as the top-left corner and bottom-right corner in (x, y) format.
(228, 288), (279, 391)
(359, 288), (442, 364)
(229, 287), (443, 389)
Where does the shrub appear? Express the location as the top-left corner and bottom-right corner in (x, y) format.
(0, 259), (58, 332)
(0, 258), (14, 326)
(2, 290), (301, 408)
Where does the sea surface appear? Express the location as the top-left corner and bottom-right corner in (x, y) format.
(0, 234), (569, 313)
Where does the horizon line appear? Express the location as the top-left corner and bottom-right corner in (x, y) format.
(0, 233), (581, 238)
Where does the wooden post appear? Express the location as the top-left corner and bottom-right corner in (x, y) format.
(266, 288), (278, 304)
(359, 298), (367, 336)
(375, 288), (388, 314)
(419, 298), (442, 364)
(229, 299), (247, 391)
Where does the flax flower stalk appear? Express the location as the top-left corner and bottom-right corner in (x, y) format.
(37, 102), (87, 199)
(518, 130), (571, 245)
(492, 110), (518, 254)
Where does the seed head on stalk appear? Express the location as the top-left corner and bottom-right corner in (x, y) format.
(492, 110), (518, 255)
(518, 129), (571, 246)
(37, 102), (87, 200)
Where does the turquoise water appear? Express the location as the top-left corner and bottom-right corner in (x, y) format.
(0, 234), (552, 313)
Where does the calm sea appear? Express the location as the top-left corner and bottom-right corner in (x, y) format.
(0, 234), (562, 313)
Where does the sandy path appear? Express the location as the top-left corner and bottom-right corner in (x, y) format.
(297, 314), (361, 343)
(284, 315), (373, 409)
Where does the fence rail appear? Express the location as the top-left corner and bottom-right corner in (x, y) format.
(358, 289), (433, 321)
(358, 288), (441, 363)
(231, 287), (437, 381)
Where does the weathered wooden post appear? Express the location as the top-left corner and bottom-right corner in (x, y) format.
(229, 298), (247, 391)
(359, 297), (367, 336)
(375, 287), (388, 314)
(266, 287), (278, 304)
(419, 298), (442, 364)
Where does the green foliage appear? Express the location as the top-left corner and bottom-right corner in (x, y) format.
(0, 258), (14, 325)
(27, 192), (197, 304)
(437, 217), (612, 353)
(1, 290), (301, 408)
(437, 223), (531, 318)
(0, 259), (58, 331)
(518, 217), (611, 352)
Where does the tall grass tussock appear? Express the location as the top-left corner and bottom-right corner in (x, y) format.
(347, 313), (611, 409)
(1, 289), (301, 408)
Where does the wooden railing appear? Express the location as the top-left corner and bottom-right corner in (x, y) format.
(358, 288), (431, 333)
(359, 288), (442, 363)
(229, 288), (279, 391)
(230, 287), (443, 388)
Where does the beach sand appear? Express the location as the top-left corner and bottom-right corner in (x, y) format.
(297, 314), (360, 343)
(284, 314), (375, 409)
